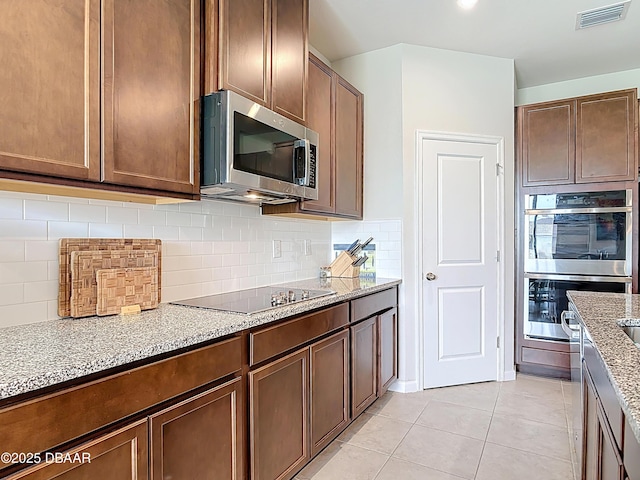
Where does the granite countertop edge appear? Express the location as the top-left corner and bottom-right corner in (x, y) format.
(0, 278), (400, 401)
(567, 290), (640, 444)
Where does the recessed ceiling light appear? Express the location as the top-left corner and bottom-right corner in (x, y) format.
(457, 0), (478, 9)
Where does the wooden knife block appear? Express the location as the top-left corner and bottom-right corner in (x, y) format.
(328, 251), (360, 278)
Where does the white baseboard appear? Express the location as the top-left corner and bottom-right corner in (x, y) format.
(388, 379), (420, 393)
(502, 367), (516, 382)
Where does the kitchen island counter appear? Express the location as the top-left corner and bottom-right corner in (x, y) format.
(0, 277), (400, 401)
(567, 290), (640, 444)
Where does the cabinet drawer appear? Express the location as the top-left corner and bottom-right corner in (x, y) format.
(350, 288), (397, 323)
(250, 303), (349, 366)
(585, 345), (624, 450)
(0, 337), (241, 468)
(521, 346), (571, 369)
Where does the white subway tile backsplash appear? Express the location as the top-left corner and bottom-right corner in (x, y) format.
(166, 211), (191, 227)
(106, 206), (139, 224)
(25, 241), (58, 262)
(24, 200), (68, 221)
(0, 283), (24, 306)
(89, 223), (124, 238)
(48, 221), (89, 239)
(0, 302), (48, 327)
(70, 204), (107, 223)
(178, 226), (203, 241)
(0, 197), (23, 219)
(123, 225), (154, 238)
(23, 280), (58, 303)
(153, 226), (180, 241)
(0, 241), (25, 262)
(0, 219), (48, 240)
(0, 192), (332, 328)
(138, 209), (166, 226)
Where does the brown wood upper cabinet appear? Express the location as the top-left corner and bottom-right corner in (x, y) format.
(262, 54), (364, 219)
(101, 0), (201, 195)
(519, 89), (638, 187)
(212, 0), (308, 124)
(0, 0), (100, 182)
(0, 0), (200, 197)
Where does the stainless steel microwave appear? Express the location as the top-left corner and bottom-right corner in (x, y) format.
(201, 90), (319, 204)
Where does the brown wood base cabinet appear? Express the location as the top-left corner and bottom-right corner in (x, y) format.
(249, 327), (350, 480)
(350, 289), (399, 418)
(249, 349), (310, 480)
(150, 377), (244, 480)
(310, 330), (350, 457)
(5, 421), (148, 480)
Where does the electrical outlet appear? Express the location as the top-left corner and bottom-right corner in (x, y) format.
(272, 240), (282, 258)
(304, 239), (311, 256)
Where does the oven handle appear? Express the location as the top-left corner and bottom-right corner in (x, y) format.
(561, 310), (581, 338)
(524, 273), (632, 283)
(525, 206), (631, 215)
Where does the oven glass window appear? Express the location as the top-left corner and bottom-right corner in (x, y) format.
(527, 212), (627, 261)
(526, 278), (626, 341)
(233, 112), (296, 183)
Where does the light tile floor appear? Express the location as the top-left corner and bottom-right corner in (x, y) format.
(295, 374), (576, 480)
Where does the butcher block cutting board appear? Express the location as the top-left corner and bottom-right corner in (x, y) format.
(58, 238), (162, 317)
(70, 249), (159, 318)
(96, 267), (159, 316)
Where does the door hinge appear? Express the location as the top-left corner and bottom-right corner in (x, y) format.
(496, 250), (500, 262)
(496, 163), (503, 176)
(497, 336), (500, 348)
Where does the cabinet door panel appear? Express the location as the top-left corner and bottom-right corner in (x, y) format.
(271, 0), (307, 123)
(300, 55), (334, 213)
(219, 0), (270, 106)
(520, 101), (575, 186)
(0, 0), (100, 181)
(335, 76), (363, 218)
(584, 365), (599, 480)
(310, 330), (349, 457)
(351, 318), (377, 418)
(150, 378), (243, 480)
(598, 403), (624, 480)
(576, 90), (637, 183)
(250, 349), (309, 480)
(102, 0), (199, 194)
(378, 308), (398, 395)
(6, 421), (148, 480)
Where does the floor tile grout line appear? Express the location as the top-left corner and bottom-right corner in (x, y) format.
(483, 439), (574, 464)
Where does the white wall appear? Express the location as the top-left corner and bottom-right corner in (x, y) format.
(334, 44), (516, 391)
(516, 67), (640, 105)
(0, 191), (331, 328)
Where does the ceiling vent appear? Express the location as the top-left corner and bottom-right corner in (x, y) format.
(576, 1), (631, 29)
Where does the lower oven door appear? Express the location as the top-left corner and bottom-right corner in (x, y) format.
(524, 273), (630, 342)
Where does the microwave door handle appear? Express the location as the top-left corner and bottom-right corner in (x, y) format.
(293, 139), (310, 186)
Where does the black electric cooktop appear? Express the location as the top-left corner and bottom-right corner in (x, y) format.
(171, 286), (335, 314)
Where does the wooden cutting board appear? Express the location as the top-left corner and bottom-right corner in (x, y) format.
(96, 267), (159, 316)
(70, 249), (159, 318)
(58, 238), (162, 317)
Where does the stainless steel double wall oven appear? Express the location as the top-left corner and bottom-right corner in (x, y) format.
(523, 189), (633, 342)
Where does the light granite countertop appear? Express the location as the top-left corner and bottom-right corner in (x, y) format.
(567, 290), (640, 443)
(0, 277), (400, 401)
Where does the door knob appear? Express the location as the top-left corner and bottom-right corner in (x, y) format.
(425, 272), (437, 281)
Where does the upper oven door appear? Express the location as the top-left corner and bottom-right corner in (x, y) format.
(524, 190), (632, 276)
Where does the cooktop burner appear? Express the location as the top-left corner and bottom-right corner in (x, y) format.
(171, 286), (335, 314)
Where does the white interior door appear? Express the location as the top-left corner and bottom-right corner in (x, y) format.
(421, 135), (500, 389)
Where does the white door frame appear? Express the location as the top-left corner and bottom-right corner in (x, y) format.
(415, 130), (507, 390)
